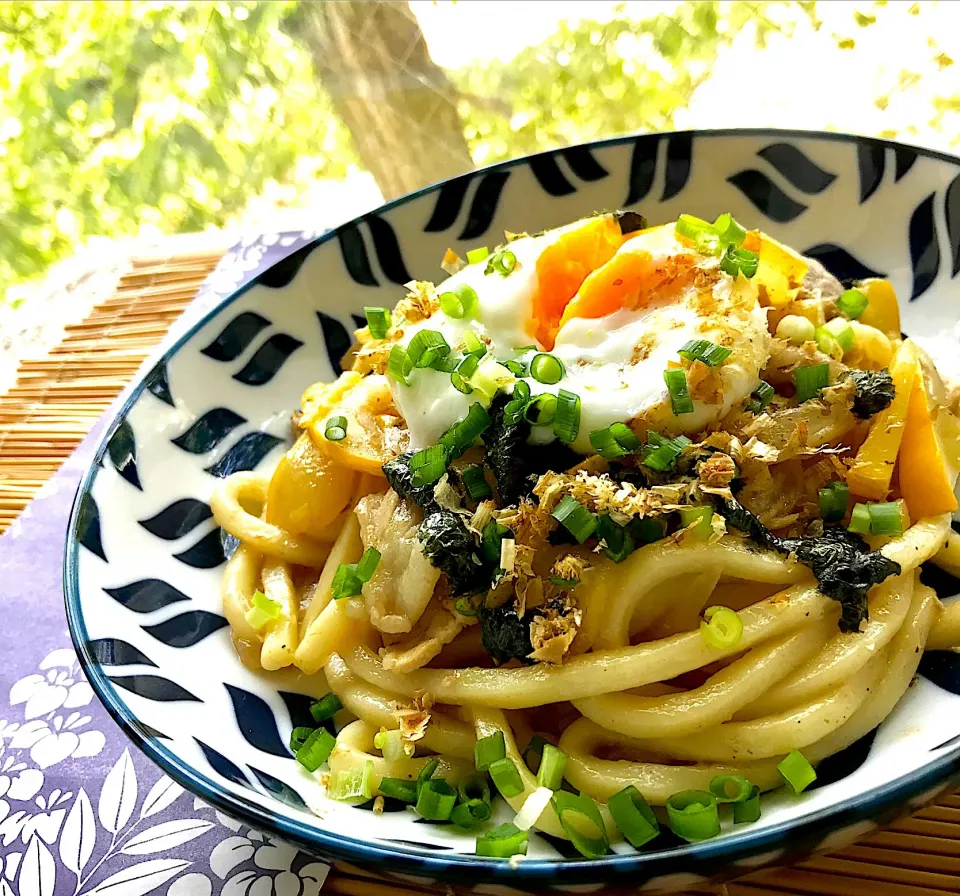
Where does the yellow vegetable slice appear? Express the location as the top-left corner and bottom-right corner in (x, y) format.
(855, 278), (901, 337)
(847, 341), (918, 501)
(743, 230), (809, 307)
(309, 373), (409, 476)
(266, 431), (358, 538)
(899, 364), (960, 519)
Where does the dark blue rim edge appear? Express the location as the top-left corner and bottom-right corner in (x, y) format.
(63, 128), (960, 886)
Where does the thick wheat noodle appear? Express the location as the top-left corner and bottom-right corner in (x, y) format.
(325, 653), (475, 760)
(295, 598), (375, 675)
(210, 471), (332, 566)
(559, 718), (784, 805)
(931, 529), (960, 578)
(736, 572), (914, 720)
(806, 582), (940, 763)
(581, 538), (805, 649)
(641, 566), (722, 640)
(260, 559), (299, 671)
(300, 513), (363, 634)
(928, 598), (960, 650)
(641, 654), (884, 762)
(573, 621), (833, 739)
(343, 581), (838, 708)
(471, 707), (618, 841)
(328, 720), (475, 796)
(221, 542), (264, 644)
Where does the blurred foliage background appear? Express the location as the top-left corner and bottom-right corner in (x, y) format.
(1, 0), (959, 306)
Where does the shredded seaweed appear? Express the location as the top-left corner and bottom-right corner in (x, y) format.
(713, 496), (901, 632)
(417, 510), (491, 597)
(848, 369), (896, 419)
(478, 602), (533, 665)
(614, 210), (648, 234)
(382, 452), (441, 515)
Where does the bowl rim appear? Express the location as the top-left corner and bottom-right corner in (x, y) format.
(64, 127), (960, 885)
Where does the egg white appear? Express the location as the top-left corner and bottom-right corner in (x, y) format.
(389, 223), (771, 453)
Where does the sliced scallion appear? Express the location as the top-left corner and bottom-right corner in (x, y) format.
(678, 339), (732, 367)
(551, 495), (598, 544)
(379, 777), (417, 803)
(489, 757), (524, 798)
(700, 605), (743, 649)
(597, 514), (636, 563)
(664, 368), (694, 415)
(530, 352), (564, 385)
(438, 284), (479, 319)
(720, 246), (759, 279)
(778, 750), (817, 793)
(536, 744), (567, 790)
(451, 353), (479, 394)
(387, 344), (413, 385)
(474, 730), (506, 771)
(734, 786), (762, 823)
(364, 306), (391, 339)
(607, 785), (659, 848)
(410, 444), (448, 488)
(551, 791), (609, 858)
(709, 775), (753, 804)
(679, 505), (713, 538)
(295, 727), (336, 772)
(408, 329), (451, 368)
(324, 415), (348, 441)
(836, 288), (869, 320)
(328, 760), (375, 802)
(476, 823), (527, 858)
(461, 464), (491, 501)
(642, 432), (690, 472)
(481, 521), (511, 565)
(553, 389), (581, 443)
(747, 380), (775, 413)
(666, 790), (720, 841)
(793, 363), (830, 402)
(440, 402), (492, 458)
(819, 482), (850, 522)
(451, 798), (491, 828)
(416, 779), (457, 821)
(524, 393), (558, 426)
(310, 693), (342, 723)
(466, 246), (490, 264)
(712, 212), (747, 248)
(462, 331), (487, 358)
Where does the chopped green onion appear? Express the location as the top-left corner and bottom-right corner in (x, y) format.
(747, 380), (776, 414)
(597, 514), (636, 563)
(590, 422), (639, 459)
(696, 231), (722, 256)
(289, 726), (314, 753)
(379, 777), (417, 803)
(848, 502), (872, 535)
(793, 363), (830, 402)
(524, 393), (558, 426)
(675, 214), (715, 243)
(549, 575), (580, 588)
(836, 288), (869, 320)
(440, 403), (492, 459)
(778, 750), (817, 793)
(486, 248), (518, 276)
(713, 213), (747, 248)
(310, 693), (342, 724)
(439, 283), (479, 320)
(481, 521), (511, 565)
(462, 331), (487, 358)
(364, 306), (391, 339)
(514, 380), (531, 402)
(387, 344), (413, 385)
(410, 444), (448, 487)
(468, 361), (514, 403)
(458, 776), (492, 806)
(521, 735), (548, 772)
(467, 246), (490, 264)
(868, 500), (907, 536)
(679, 505), (713, 538)
(355, 547), (380, 581)
(474, 730), (506, 771)
(664, 368), (694, 415)
(553, 389), (581, 443)
(530, 353), (564, 385)
(720, 246), (760, 279)
(503, 359), (527, 377)
(244, 590), (281, 630)
(819, 482), (850, 523)
(551, 495), (598, 544)
(324, 415), (348, 442)
(295, 727), (336, 772)
(629, 517), (666, 544)
(416, 758), (439, 794)
(514, 786), (555, 831)
(700, 605), (743, 649)
(408, 329), (452, 368)
(849, 500), (906, 536)
(777, 314), (817, 345)
(416, 779), (457, 821)
(461, 464), (491, 501)
(734, 786), (762, 823)
(666, 790), (720, 842)
(709, 775), (753, 804)
(819, 317), (855, 353)
(642, 432), (690, 472)
(331, 563), (363, 601)
(451, 354), (480, 394)
(476, 823), (527, 858)
(607, 785), (659, 848)
(551, 791), (609, 858)
(536, 744), (567, 790)
(489, 757), (524, 798)
(451, 798), (491, 828)
(678, 339), (733, 367)
(815, 326), (842, 360)
(328, 760), (375, 802)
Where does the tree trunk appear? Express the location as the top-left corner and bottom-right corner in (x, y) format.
(291, 0), (474, 201)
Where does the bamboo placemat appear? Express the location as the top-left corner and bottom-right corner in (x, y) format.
(1, 251), (957, 894)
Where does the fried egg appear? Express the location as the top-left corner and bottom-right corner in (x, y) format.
(389, 217), (771, 454)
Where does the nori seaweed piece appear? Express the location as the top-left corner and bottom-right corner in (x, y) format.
(848, 369), (896, 419)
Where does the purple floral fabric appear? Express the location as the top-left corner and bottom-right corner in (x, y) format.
(0, 231), (333, 895)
